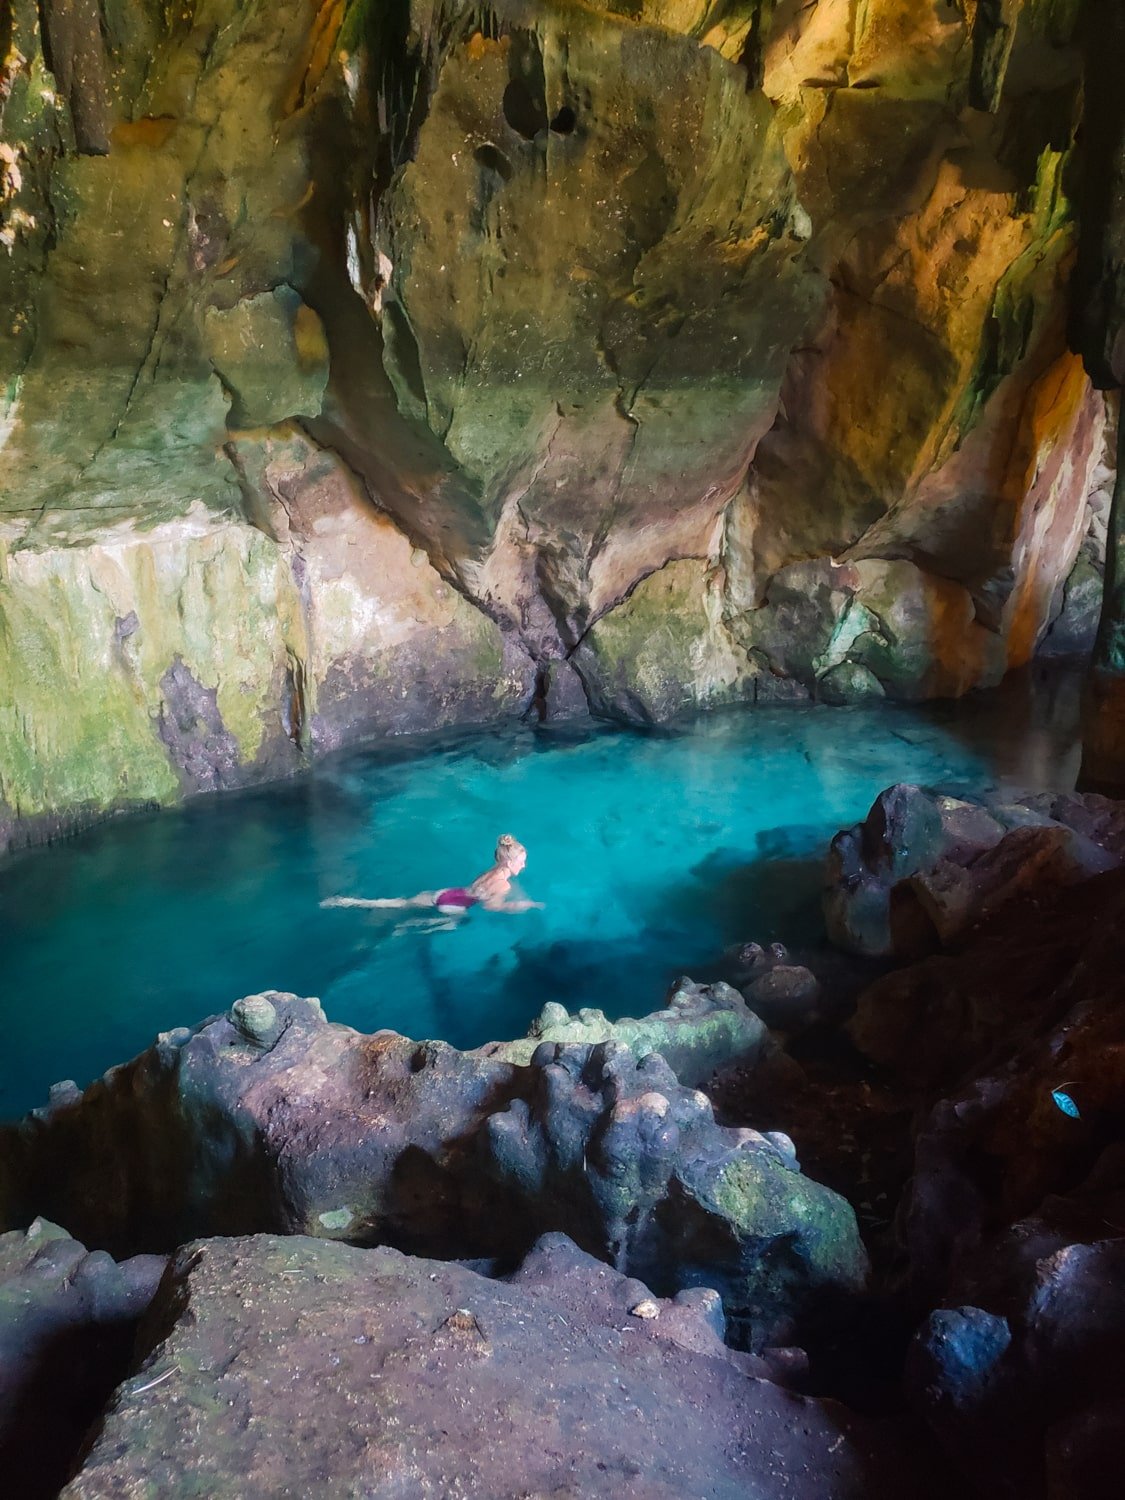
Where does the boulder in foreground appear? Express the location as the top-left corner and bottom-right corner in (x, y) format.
(64, 1232), (920, 1500)
(0, 1219), (164, 1500)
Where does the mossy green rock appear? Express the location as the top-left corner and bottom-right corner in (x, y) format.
(203, 288), (329, 428)
(3, 991), (866, 1347)
(497, 978), (768, 1087)
(0, 0), (1112, 827)
(672, 1146), (868, 1346)
(0, 509), (305, 841)
(574, 559), (759, 722)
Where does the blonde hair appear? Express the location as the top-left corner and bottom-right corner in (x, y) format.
(495, 833), (525, 864)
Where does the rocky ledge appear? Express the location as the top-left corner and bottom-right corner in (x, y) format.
(62, 1232), (917, 1500)
(4, 784), (1125, 1496)
(825, 782), (1125, 956)
(0, 981), (861, 1352)
(865, 862), (1125, 1499)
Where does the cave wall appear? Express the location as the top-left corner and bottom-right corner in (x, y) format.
(0, 0), (1115, 842)
(1069, 0), (1125, 791)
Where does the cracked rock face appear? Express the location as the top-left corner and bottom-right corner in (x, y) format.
(0, 0), (1117, 837)
(0, 987), (866, 1349)
(63, 1232), (918, 1500)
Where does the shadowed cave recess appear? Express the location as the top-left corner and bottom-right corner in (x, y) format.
(1, 0), (1125, 1497)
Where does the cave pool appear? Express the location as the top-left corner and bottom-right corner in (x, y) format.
(0, 667), (1081, 1120)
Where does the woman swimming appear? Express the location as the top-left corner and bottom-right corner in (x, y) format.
(321, 834), (544, 917)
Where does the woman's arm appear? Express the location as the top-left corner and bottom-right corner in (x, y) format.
(479, 896), (545, 913)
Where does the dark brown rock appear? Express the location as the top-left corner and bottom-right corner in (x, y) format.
(0, 1219), (164, 1500)
(1, 991), (866, 1349)
(63, 1232), (922, 1500)
(826, 783), (1125, 957)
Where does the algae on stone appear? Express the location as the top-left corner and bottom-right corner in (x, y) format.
(494, 977), (768, 1087)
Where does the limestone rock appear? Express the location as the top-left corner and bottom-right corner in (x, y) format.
(825, 784), (1125, 957)
(0, 507), (307, 849)
(908, 1230), (1125, 1499)
(573, 558), (763, 724)
(64, 1232), (918, 1499)
(484, 1039), (865, 1344)
(1, 991), (865, 1348)
(0, 443), (534, 854)
(368, 5), (819, 653)
(497, 975), (768, 1085)
(1071, 3), (1125, 790)
(744, 964), (823, 1030)
(0, 1218), (164, 1500)
(843, 863), (1125, 1300)
(817, 661), (886, 705)
(202, 287), (329, 427)
(827, 854), (1125, 1494)
(0, 0), (1116, 835)
(1069, 1), (1125, 390)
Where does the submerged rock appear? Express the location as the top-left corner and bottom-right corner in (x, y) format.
(63, 1232), (918, 1500)
(1, 990), (864, 1348)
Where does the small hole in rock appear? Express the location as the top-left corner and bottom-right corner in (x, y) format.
(503, 78), (547, 139)
(474, 143), (513, 182)
(549, 105), (576, 135)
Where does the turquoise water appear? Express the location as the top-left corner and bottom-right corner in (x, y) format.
(0, 670), (1080, 1120)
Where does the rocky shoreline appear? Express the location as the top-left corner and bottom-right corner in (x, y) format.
(2, 784), (1123, 1496)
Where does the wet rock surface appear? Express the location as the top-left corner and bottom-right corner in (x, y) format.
(497, 975), (769, 1084)
(710, 812), (1125, 1499)
(909, 1232), (1125, 1500)
(853, 866), (1125, 1497)
(3, 793), (1125, 1495)
(730, 941), (825, 1031)
(63, 1232), (921, 1500)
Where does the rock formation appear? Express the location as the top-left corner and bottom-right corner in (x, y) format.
(0, 1218), (164, 1500)
(1069, 0), (1125, 787)
(841, 862), (1125, 1497)
(3, 791), (1125, 1493)
(500, 974), (769, 1082)
(0, 0), (1117, 846)
(824, 781), (1125, 956)
(62, 1232), (918, 1499)
(1, 986), (865, 1349)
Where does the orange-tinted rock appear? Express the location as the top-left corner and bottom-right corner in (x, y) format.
(0, 0), (1117, 815)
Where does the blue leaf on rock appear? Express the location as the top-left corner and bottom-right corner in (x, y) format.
(1051, 1089), (1080, 1119)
